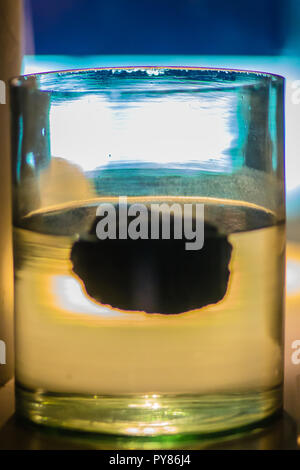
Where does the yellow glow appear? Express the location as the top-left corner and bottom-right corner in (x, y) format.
(124, 424), (177, 436)
(39, 157), (95, 208)
(128, 401), (161, 410)
(152, 403), (160, 410)
(143, 427), (157, 435)
(53, 274), (134, 318)
(24, 195), (275, 219)
(125, 427), (139, 435)
(286, 243), (300, 298)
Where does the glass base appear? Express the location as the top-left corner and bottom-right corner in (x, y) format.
(15, 383), (282, 436)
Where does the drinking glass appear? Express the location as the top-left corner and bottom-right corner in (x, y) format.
(10, 67), (285, 436)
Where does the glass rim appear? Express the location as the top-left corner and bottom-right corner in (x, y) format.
(10, 66), (285, 93)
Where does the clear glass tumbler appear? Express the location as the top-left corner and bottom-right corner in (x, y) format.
(10, 68), (285, 436)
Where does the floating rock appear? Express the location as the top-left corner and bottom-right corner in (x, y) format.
(71, 208), (232, 314)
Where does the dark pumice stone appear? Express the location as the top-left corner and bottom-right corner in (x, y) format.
(71, 209), (232, 314)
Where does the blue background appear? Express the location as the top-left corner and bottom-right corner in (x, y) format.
(27, 0), (286, 55)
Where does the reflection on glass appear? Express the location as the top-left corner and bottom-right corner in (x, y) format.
(11, 68), (285, 436)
